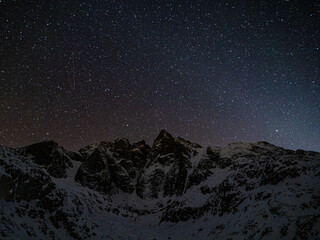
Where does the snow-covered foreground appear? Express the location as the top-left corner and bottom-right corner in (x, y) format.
(0, 131), (319, 239)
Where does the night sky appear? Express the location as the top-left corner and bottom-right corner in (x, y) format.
(1, 1), (319, 152)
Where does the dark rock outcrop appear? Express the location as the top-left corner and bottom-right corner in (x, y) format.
(17, 141), (82, 178)
(136, 130), (201, 199)
(75, 138), (151, 194)
(75, 148), (112, 193)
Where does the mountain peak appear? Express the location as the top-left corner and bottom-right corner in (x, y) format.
(24, 140), (59, 149)
(114, 137), (130, 150)
(153, 130), (174, 145)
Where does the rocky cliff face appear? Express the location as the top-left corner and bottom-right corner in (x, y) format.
(137, 130), (201, 199)
(76, 138), (150, 194)
(0, 131), (319, 239)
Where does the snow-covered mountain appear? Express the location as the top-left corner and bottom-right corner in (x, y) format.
(0, 130), (319, 239)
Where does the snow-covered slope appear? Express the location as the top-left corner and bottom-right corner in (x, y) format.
(0, 131), (319, 239)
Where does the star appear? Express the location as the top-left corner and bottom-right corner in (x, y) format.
(0, 1), (319, 152)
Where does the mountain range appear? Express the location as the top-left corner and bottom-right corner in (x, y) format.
(0, 130), (319, 239)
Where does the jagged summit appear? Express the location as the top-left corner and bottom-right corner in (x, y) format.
(153, 129), (174, 145)
(0, 134), (319, 239)
(114, 137), (130, 150)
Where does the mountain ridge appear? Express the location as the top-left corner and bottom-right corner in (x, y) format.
(0, 130), (319, 239)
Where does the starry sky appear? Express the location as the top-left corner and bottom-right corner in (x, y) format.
(1, 1), (319, 151)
